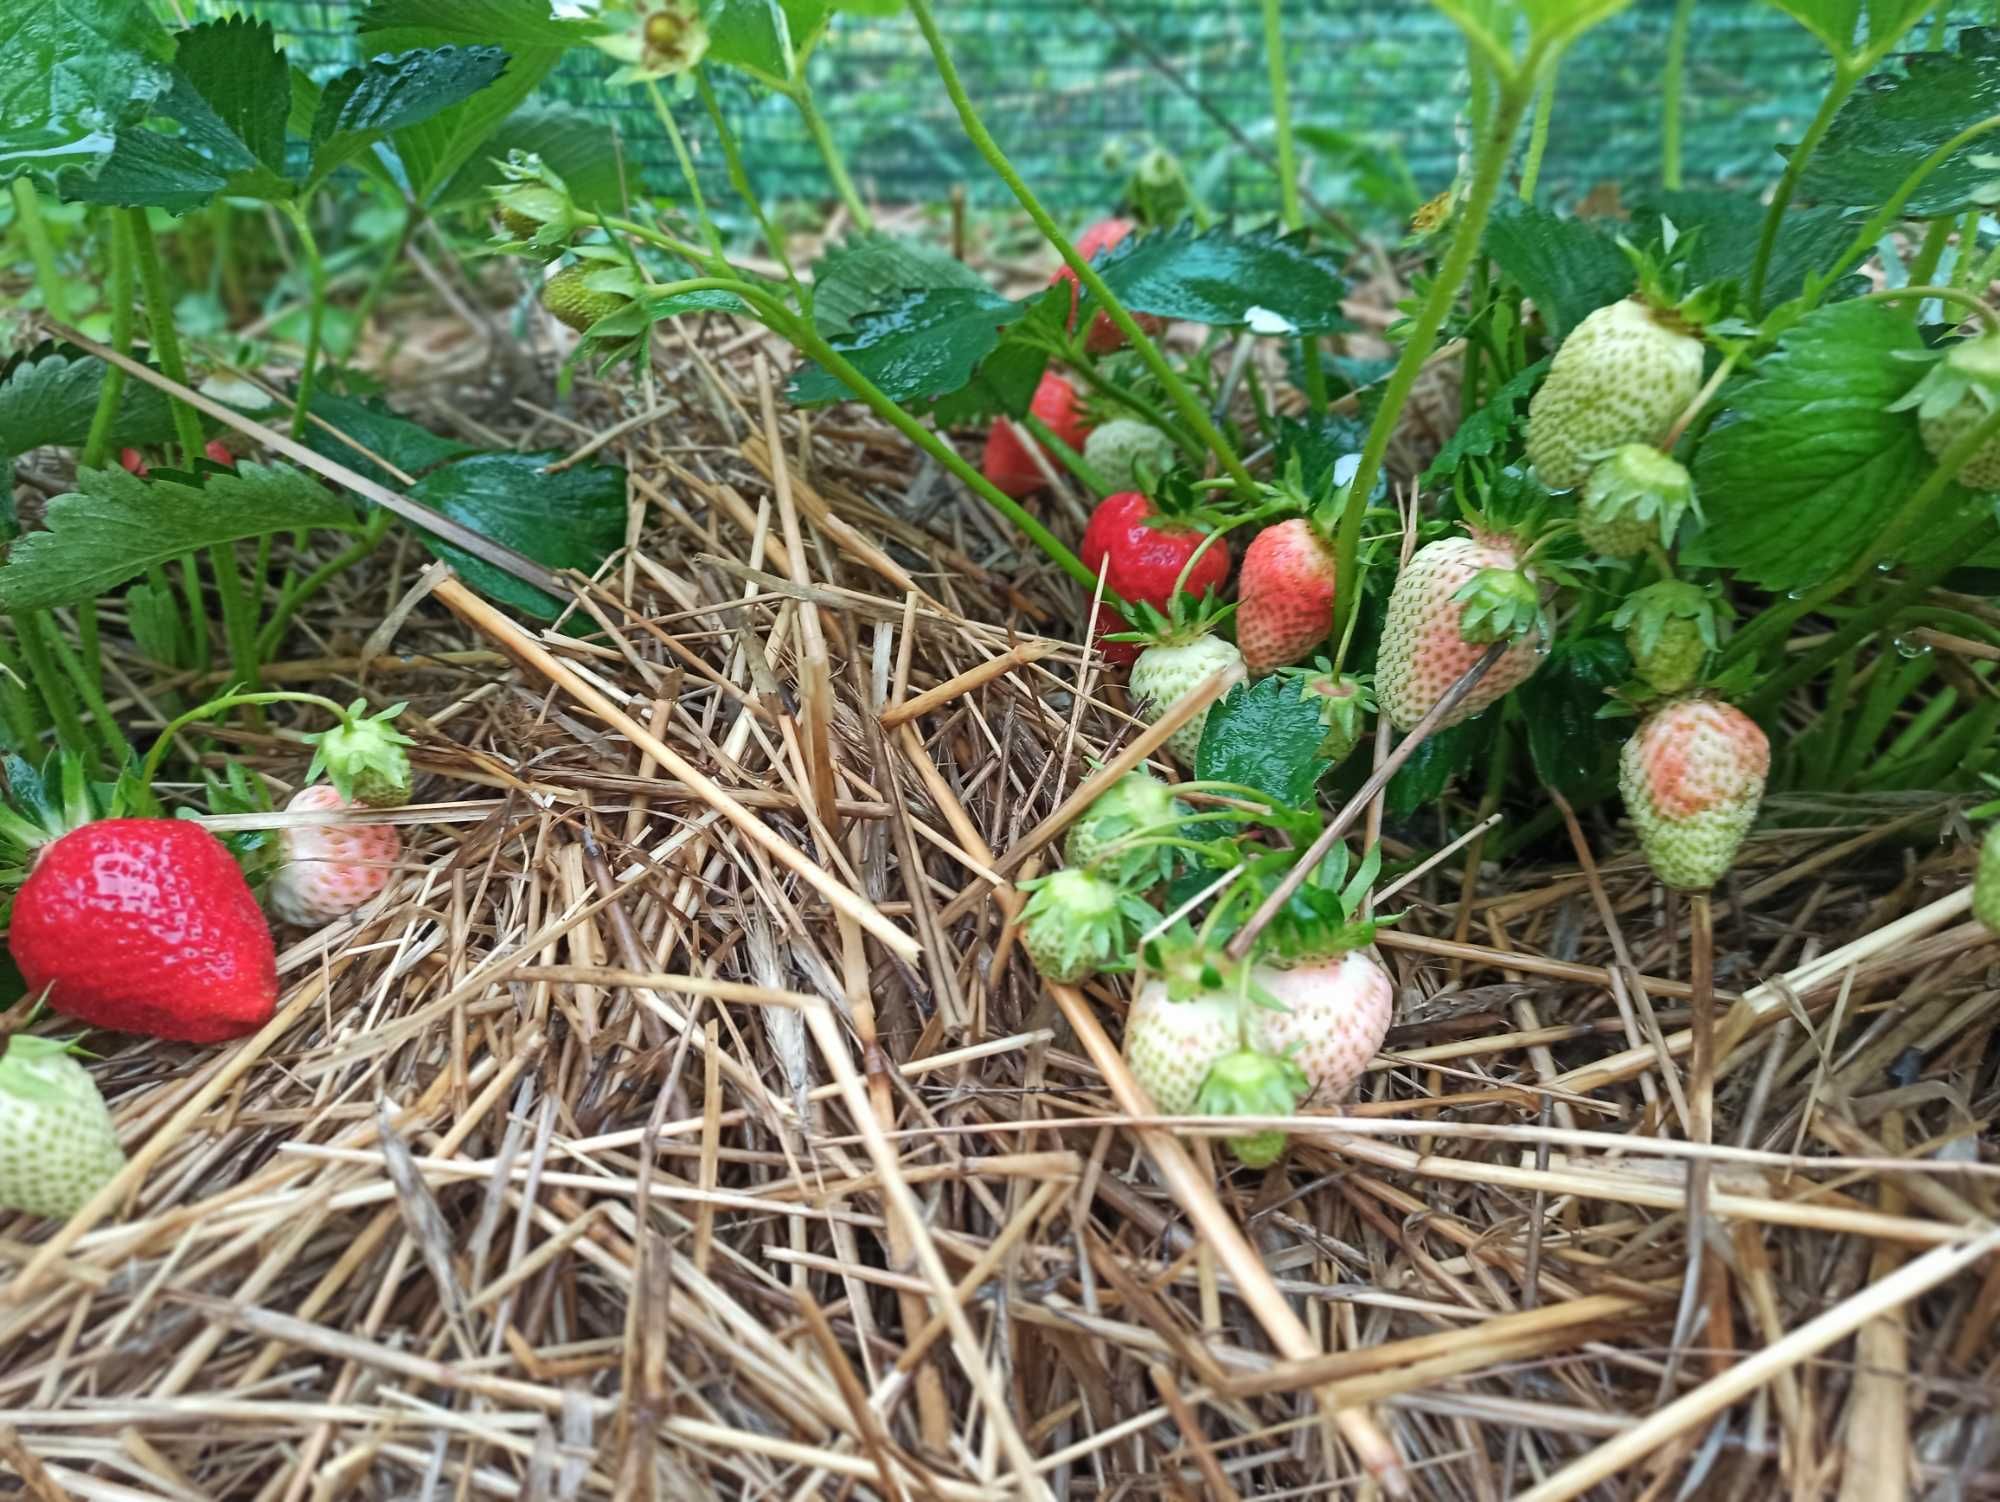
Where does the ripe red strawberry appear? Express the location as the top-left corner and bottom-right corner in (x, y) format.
(269, 785), (401, 927)
(1619, 697), (1769, 890)
(1255, 951), (1395, 1104)
(10, 820), (278, 1042)
(1237, 519), (1337, 674)
(1975, 824), (2000, 934)
(203, 439), (236, 468)
(981, 369), (1090, 499)
(1081, 491), (1230, 665)
(0, 1035), (126, 1218)
(118, 447), (148, 476)
(1377, 532), (1545, 732)
(1051, 218), (1167, 354)
(1124, 976), (1248, 1116)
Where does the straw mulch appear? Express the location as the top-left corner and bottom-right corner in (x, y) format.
(1, 301), (1996, 1502)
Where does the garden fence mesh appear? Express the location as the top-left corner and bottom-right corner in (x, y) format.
(248, 1), (1968, 222)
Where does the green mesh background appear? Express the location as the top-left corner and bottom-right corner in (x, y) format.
(247, 2), (1956, 219)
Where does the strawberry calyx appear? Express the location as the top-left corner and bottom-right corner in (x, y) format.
(1579, 444), (1700, 557)
(1888, 329), (2000, 423)
(1277, 661), (1376, 765)
(1612, 579), (1729, 664)
(1064, 770), (1187, 884)
(1105, 588), (1234, 650)
(1193, 1047), (1310, 1167)
(1451, 567), (1543, 644)
(1015, 867), (1155, 983)
(0, 752), (161, 877)
(303, 699), (416, 809)
(490, 151), (587, 257)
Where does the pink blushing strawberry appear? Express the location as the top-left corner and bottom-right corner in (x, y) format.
(1237, 519), (1337, 674)
(1377, 532), (1545, 731)
(1619, 697), (1769, 890)
(1254, 951), (1394, 1105)
(268, 786), (401, 927)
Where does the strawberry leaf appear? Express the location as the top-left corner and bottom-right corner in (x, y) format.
(808, 231), (993, 337)
(309, 45), (511, 189)
(1628, 193), (1855, 309)
(1483, 200), (1633, 341)
(1793, 26), (2000, 216)
(1385, 719), (1484, 814)
(1518, 633), (1631, 794)
(1688, 300), (1944, 590)
(1195, 676), (1331, 810)
(1084, 222), (1351, 336)
(0, 346), (178, 471)
(302, 390), (482, 489)
(790, 284), (1067, 414)
(0, 464), (360, 611)
(0, 0), (174, 182)
(1422, 358), (1548, 482)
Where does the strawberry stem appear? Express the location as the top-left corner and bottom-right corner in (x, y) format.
(140, 690), (354, 791)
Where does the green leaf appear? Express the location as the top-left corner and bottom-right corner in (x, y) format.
(1089, 222), (1351, 336)
(0, 463), (361, 611)
(432, 101), (626, 209)
(1629, 192), (1854, 308)
(703, 0), (830, 84)
(1689, 301), (1937, 589)
(176, 17), (289, 175)
(302, 390), (483, 489)
(1483, 200), (1632, 341)
(0, 0), (174, 181)
(309, 46), (511, 187)
(1763, 0), (1927, 61)
(787, 284), (1029, 409)
(1794, 29), (2000, 218)
(1385, 719), (1483, 815)
(0, 347), (177, 458)
(403, 451), (625, 621)
(809, 231), (991, 337)
(1422, 358), (1549, 482)
(1195, 676), (1331, 809)
(1518, 633), (1629, 794)
(358, 1), (575, 202)
(358, 0), (603, 46)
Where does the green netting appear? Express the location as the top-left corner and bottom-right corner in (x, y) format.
(246, 2), (1954, 219)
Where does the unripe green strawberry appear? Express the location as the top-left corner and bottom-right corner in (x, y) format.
(1527, 300), (1705, 490)
(541, 265), (630, 334)
(1237, 519), (1337, 674)
(1255, 951), (1394, 1104)
(1612, 580), (1726, 696)
(1377, 532), (1545, 732)
(1619, 697), (1769, 890)
(1193, 1048), (1309, 1167)
(1124, 978), (1252, 1117)
(304, 700), (415, 809)
(1083, 418), (1178, 491)
(1975, 824), (2000, 934)
(1129, 632), (1243, 765)
(0, 1036), (126, 1219)
(1578, 444), (1698, 559)
(1064, 771), (1185, 883)
(1888, 331), (2000, 490)
(1015, 867), (1148, 983)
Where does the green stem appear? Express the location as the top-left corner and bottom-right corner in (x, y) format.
(1333, 79), (1535, 640)
(346, 205), (417, 356)
(1063, 358), (1201, 461)
(646, 79), (730, 270)
(1261, 0), (1301, 229)
(787, 78), (872, 232)
(1904, 217), (1955, 306)
(1809, 114), (2000, 308)
(1661, 0), (1696, 191)
(280, 203), (328, 440)
(209, 544), (262, 697)
(1022, 412), (1113, 496)
(0, 630), (47, 751)
(13, 613), (92, 763)
(140, 690), (350, 789)
(256, 511), (392, 656)
(1519, 67), (1557, 202)
(81, 210), (136, 470)
(128, 209), (204, 467)
(1854, 284), (2000, 333)
(11, 179), (68, 323)
(1747, 66), (1858, 313)
(45, 622), (127, 766)
(905, 0), (1254, 493)
(697, 68), (801, 296)
(1745, 514), (1999, 716)
(179, 555), (212, 674)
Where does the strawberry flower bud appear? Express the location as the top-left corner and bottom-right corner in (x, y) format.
(589, 0), (709, 84)
(1194, 1048), (1310, 1168)
(304, 700), (415, 809)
